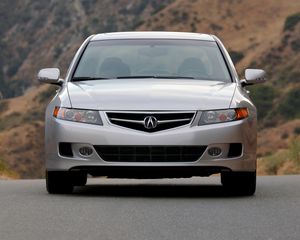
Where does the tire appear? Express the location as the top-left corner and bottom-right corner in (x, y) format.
(46, 171), (74, 194)
(71, 172), (87, 186)
(221, 171), (256, 196)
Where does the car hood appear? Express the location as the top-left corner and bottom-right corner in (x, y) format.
(67, 79), (236, 111)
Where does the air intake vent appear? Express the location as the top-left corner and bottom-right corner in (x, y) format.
(106, 111), (195, 132)
(94, 146), (207, 162)
(228, 143), (243, 158)
(59, 142), (73, 157)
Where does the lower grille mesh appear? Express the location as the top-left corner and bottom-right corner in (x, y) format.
(94, 146), (207, 162)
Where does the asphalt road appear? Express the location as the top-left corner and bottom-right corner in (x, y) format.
(0, 175), (300, 240)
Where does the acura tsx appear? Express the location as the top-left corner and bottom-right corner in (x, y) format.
(38, 32), (266, 195)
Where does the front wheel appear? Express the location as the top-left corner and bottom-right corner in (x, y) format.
(46, 171), (74, 194)
(72, 172), (87, 186)
(221, 171), (256, 196)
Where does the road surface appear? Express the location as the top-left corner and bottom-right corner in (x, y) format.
(0, 175), (300, 240)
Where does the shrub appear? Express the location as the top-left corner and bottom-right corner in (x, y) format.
(210, 23), (223, 31)
(0, 112), (22, 131)
(53, 46), (62, 59)
(261, 150), (287, 175)
(180, 12), (189, 22)
(4, 80), (30, 98)
(262, 117), (278, 128)
(0, 159), (18, 178)
(23, 110), (44, 122)
(81, 0), (97, 13)
(286, 71), (300, 83)
(289, 138), (300, 166)
(294, 127), (300, 135)
(7, 60), (22, 77)
(35, 86), (56, 104)
(0, 101), (8, 113)
(281, 132), (289, 139)
(284, 12), (300, 31)
(291, 39), (300, 52)
(103, 15), (118, 32)
(228, 50), (244, 65)
(278, 87), (300, 119)
(0, 159), (7, 173)
(151, 1), (168, 15)
(130, 1), (149, 15)
(249, 85), (276, 120)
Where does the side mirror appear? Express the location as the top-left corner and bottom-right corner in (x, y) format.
(38, 68), (63, 85)
(241, 69), (266, 87)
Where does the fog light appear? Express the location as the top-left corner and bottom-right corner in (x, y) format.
(79, 146), (93, 156)
(208, 147), (222, 157)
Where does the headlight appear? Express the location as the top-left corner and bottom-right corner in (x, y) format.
(198, 108), (248, 125)
(53, 107), (103, 125)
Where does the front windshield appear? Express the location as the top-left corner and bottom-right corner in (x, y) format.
(73, 39), (231, 82)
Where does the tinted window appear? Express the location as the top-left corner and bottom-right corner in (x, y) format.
(74, 39), (231, 82)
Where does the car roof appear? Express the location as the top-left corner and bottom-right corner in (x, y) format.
(91, 31), (215, 42)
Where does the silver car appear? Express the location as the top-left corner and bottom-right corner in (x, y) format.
(38, 32), (266, 195)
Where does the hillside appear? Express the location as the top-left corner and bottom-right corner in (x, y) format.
(0, 0), (173, 98)
(0, 85), (50, 178)
(0, 0), (300, 178)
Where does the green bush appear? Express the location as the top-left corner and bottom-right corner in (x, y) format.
(281, 132), (289, 139)
(278, 87), (300, 119)
(81, 0), (97, 13)
(291, 40), (300, 52)
(294, 127), (300, 135)
(7, 60), (22, 77)
(0, 158), (18, 178)
(151, 2), (168, 15)
(286, 71), (300, 83)
(289, 138), (300, 166)
(249, 85), (276, 120)
(0, 159), (8, 173)
(262, 150), (287, 175)
(5, 80), (30, 98)
(284, 12), (300, 31)
(53, 46), (62, 58)
(131, 1), (150, 15)
(0, 112), (22, 131)
(36, 86), (56, 104)
(228, 50), (244, 65)
(23, 110), (44, 122)
(0, 101), (8, 113)
(210, 23), (223, 31)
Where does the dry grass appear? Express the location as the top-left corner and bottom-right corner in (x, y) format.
(0, 159), (19, 179)
(258, 137), (300, 175)
(0, 86), (48, 178)
(257, 119), (300, 157)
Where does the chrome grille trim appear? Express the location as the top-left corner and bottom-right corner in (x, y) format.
(106, 111), (196, 132)
(109, 118), (192, 124)
(109, 118), (144, 124)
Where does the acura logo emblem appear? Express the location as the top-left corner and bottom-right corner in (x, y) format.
(144, 116), (158, 129)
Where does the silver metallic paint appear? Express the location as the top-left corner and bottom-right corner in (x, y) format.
(43, 32), (262, 174)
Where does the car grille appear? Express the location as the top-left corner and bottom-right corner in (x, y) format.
(106, 111), (195, 132)
(94, 146), (207, 162)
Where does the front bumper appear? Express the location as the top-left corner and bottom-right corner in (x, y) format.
(45, 111), (257, 175)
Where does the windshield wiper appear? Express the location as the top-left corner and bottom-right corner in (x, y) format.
(72, 77), (110, 81)
(116, 75), (196, 79)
